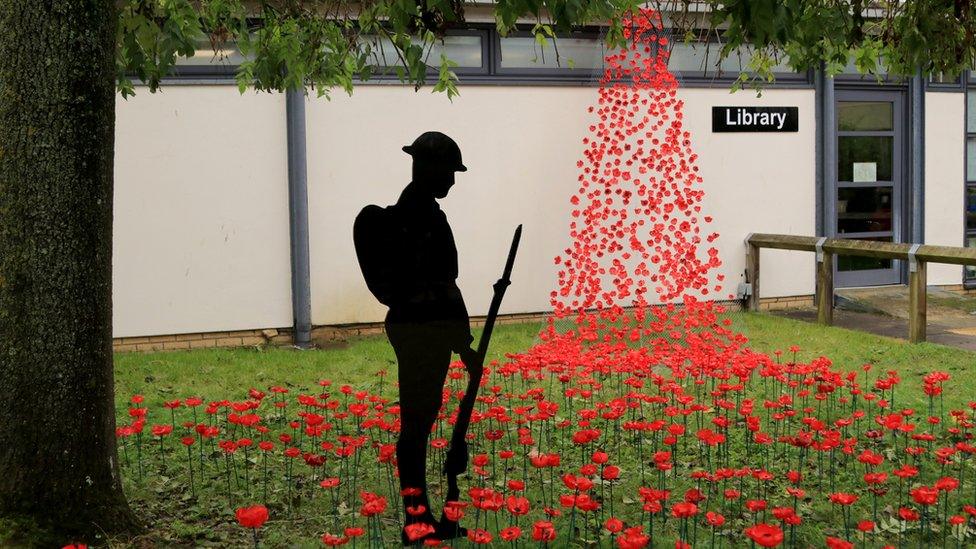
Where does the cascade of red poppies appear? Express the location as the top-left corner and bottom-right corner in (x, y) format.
(543, 7), (744, 374)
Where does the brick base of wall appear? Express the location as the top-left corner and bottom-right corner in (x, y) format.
(112, 311), (564, 353)
(758, 295), (815, 311)
(123, 291), (948, 353)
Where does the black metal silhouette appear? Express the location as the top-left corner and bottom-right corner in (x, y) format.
(353, 131), (479, 545)
(443, 224), (521, 504)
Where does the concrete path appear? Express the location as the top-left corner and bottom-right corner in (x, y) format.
(770, 285), (976, 351)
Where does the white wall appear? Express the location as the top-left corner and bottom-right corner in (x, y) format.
(924, 92), (966, 286)
(306, 85), (817, 325)
(113, 87), (292, 338)
(109, 83), (971, 336)
(685, 88), (817, 301)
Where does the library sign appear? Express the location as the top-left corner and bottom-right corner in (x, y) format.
(712, 106), (798, 132)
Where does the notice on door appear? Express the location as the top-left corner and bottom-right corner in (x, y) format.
(712, 106), (799, 132)
(852, 162), (877, 183)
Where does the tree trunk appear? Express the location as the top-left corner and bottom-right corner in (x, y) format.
(0, 1), (140, 545)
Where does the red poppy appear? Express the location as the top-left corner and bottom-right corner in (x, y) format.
(744, 523), (784, 548)
(898, 507), (920, 521)
(403, 522), (435, 542)
(235, 505), (269, 529)
(500, 526), (522, 541)
(825, 537), (854, 549)
(532, 521), (557, 542)
(828, 493), (858, 506)
(910, 486), (939, 506)
(616, 526), (650, 549)
(706, 511), (725, 527)
(466, 528), (492, 544)
(671, 502), (697, 518)
(320, 533), (348, 546)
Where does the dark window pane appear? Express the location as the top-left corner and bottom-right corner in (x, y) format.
(837, 186), (893, 233)
(968, 235), (976, 279)
(968, 137), (976, 181)
(837, 236), (893, 272)
(838, 101), (893, 131)
(842, 55), (887, 75)
(175, 40), (245, 66)
(666, 42), (796, 76)
(968, 92), (976, 133)
(967, 186), (976, 231)
(362, 34), (483, 68)
(499, 36), (603, 70)
(838, 136), (893, 182)
(929, 71), (961, 84)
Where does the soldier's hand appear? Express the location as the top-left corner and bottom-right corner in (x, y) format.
(458, 347), (482, 377)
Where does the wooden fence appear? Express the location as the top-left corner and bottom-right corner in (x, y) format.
(745, 233), (976, 343)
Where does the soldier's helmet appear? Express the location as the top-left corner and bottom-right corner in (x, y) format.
(402, 131), (467, 172)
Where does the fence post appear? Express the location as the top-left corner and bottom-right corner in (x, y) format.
(908, 246), (927, 343)
(815, 237), (833, 326)
(747, 240), (760, 312)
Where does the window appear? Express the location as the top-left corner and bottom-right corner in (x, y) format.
(360, 30), (489, 76)
(171, 39), (246, 78)
(966, 70), (976, 281)
(666, 42), (804, 84)
(494, 29), (606, 80)
(157, 24), (812, 88)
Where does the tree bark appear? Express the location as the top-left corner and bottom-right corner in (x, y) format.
(0, 1), (140, 545)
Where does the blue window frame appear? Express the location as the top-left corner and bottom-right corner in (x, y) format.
(161, 23), (813, 88)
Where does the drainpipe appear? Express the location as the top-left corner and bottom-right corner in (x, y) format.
(286, 88), (312, 348)
(814, 65), (824, 238)
(910, 70), (925, 245)
(823, 68), (836, 240)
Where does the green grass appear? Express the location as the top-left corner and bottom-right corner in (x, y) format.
(738, 312), (976, 410)
(66, 313), (976, 547)
(928, 293), (976, 315)
(114, 321), (544, 411)
(116, 313), (976, 415)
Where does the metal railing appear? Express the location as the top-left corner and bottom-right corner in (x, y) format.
(745, 233), (976, 343)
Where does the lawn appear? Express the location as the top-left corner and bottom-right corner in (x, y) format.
(88, 312), (976, 547)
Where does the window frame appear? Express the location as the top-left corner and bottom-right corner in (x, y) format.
(154, 22), (814, 88)
(926, 70), (965, 92)
(965, 70), (976, 284)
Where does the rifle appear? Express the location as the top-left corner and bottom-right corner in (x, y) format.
(443, 224), (522, 503)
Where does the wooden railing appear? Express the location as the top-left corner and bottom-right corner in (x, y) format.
(745, 233), (976, 343)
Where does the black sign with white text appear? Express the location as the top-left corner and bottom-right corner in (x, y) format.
(712, 106), (798, 132)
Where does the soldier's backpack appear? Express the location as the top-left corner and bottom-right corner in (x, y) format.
(353, 204), (401, 308)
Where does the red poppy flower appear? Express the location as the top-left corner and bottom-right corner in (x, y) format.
(404, 522), (435, 541)
(320, 533), (348, 546)
(825, 537), (854, 549)
(671, 502), (698, 518)
(500, 526), (522, 541)
(744, 523), (784, 548)
(898, 507), (920, 521)
(532, 521), (557, 542)
(466, 528), (492, 544)
(910, 486), (939, 506)
(828, 493), (858, 506)
(235, 505), (269, 529)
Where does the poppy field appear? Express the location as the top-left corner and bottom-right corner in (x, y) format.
(112, 325), (976, 548)
(103, 7), (976, 549)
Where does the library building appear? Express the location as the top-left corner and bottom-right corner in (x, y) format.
(111, 13), (976, 350)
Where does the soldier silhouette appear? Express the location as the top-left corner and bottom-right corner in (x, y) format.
(353, 131), (479, 545)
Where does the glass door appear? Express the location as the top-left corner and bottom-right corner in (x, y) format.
(833, 90), (904, 287)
